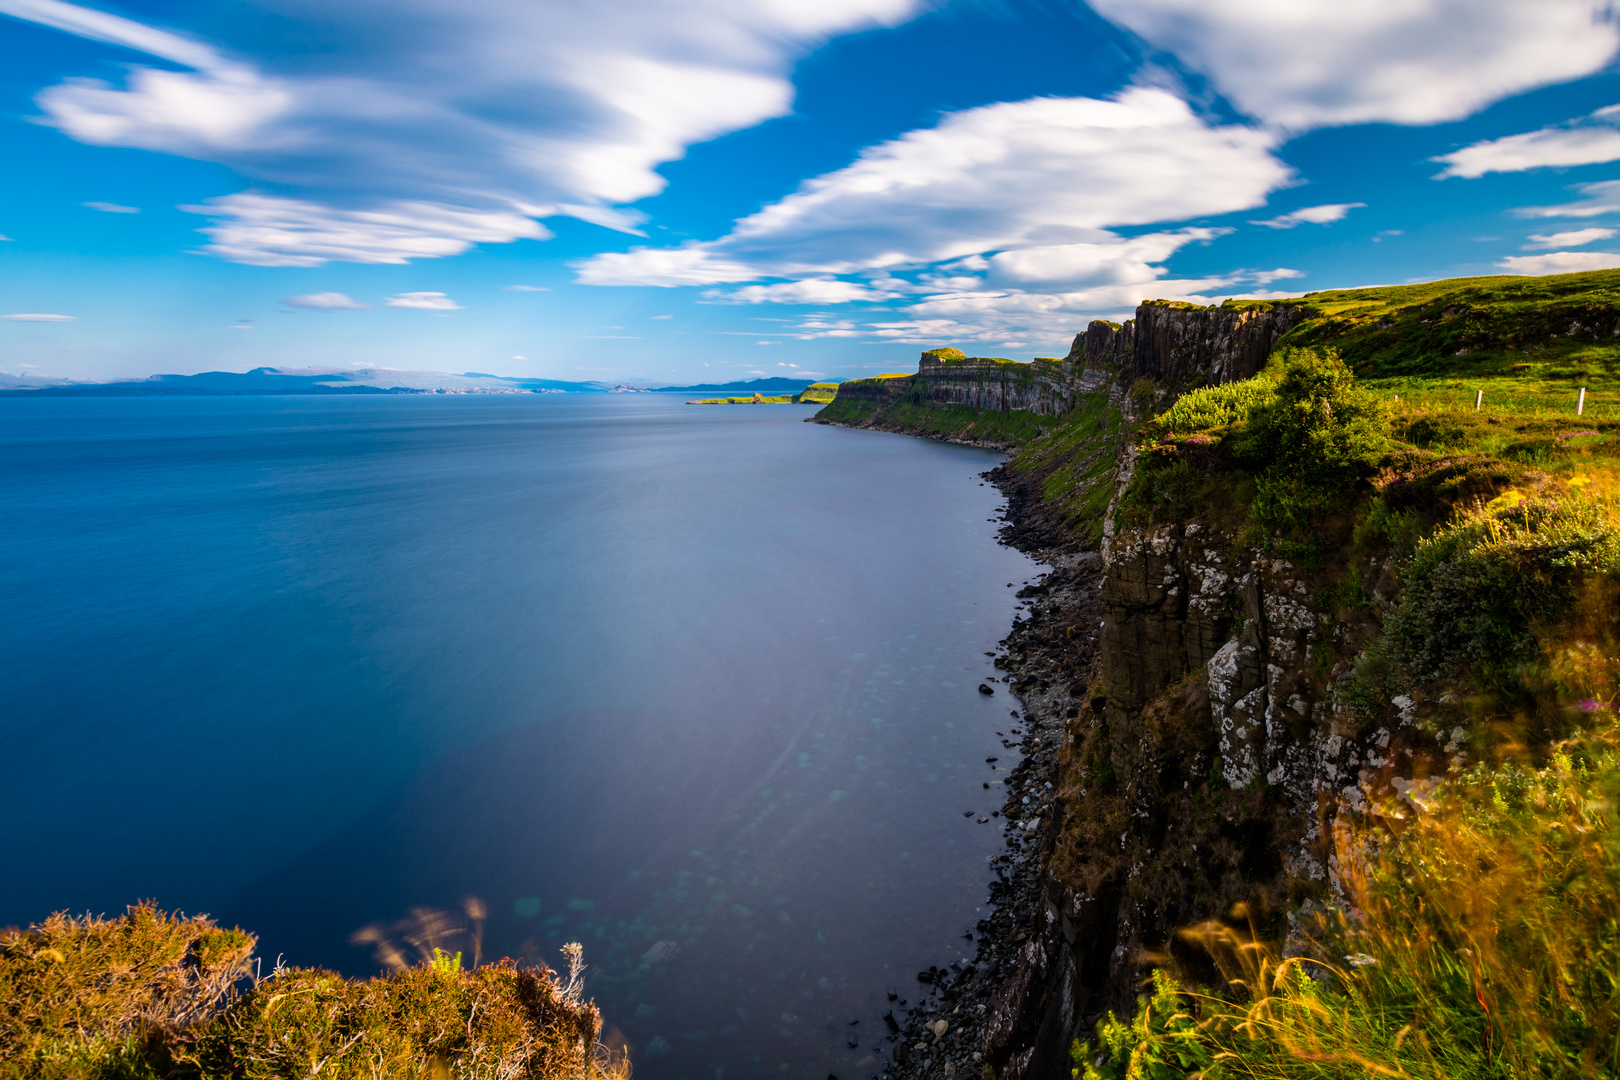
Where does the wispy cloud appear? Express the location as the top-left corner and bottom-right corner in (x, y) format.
(83, 201), (139, 213)
(386, 292), (462, 311)
(706, 279), (908, 304)
(1250, 203), (1365, 229)
(1438, 104), (1620, 178)
(1527, 228), (1616, 248)
(1498, 250), (1620, 274)
(1087, 0), (1618, 130)
(505, 285), (549, 292)
(186, 196), (549, 268)
(1516, 179), (1620, 218)
(281, 292), (368, 310)
(1250, 267), (1305, 285)
(3, 313), (77, 321)
(1434, 105), (1620, 178)
(8, 0), (924, 266)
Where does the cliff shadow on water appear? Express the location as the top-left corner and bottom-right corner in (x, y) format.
(817, 270), (1620, 1080)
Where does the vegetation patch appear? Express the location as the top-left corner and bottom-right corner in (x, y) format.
(1006, 390), (1124, 547)
(1077, 723), (1620, 1080)
(0, 905), (623, 1080)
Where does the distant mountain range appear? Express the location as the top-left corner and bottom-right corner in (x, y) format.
(0, 367), (832, 397)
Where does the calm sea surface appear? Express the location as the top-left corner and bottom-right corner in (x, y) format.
(0, 394), (1035, 1079)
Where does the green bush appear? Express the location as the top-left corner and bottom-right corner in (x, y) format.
(1152, 374), (1279, 437)
(1228, 348), (1389, 487)
(1388, 495), (1620, 684)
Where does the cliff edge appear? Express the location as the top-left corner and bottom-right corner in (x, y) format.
(866, 273), (1620, 1080)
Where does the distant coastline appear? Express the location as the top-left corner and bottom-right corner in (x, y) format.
(0, 367), (833, 398)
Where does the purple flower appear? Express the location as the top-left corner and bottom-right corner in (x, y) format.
(1578, 699), (1607, 713)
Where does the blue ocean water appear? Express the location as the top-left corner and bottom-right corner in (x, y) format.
(0, 394), (1035, 1078)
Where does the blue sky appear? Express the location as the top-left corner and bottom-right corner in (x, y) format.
(3, 0), (1620, 384)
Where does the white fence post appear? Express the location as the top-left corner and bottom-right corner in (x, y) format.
(1578, 387), (1587, 416)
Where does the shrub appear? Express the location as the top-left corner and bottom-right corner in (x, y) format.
(0, 905), (623, 1080)
(1228, 347), (1389, 487)
(0, 902), (253, 1080)
(1151, 374), (1280, 437)
(1387, 495), (1620, 685)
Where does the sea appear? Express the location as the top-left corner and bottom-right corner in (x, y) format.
(0, 393), (1037, 1079)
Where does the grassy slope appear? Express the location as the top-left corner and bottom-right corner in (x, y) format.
(686, 394), (801, 404)
(816, 395), (1053, 446)
(1284, 269), (1620, 418)
(1004, 389), (1124, 548)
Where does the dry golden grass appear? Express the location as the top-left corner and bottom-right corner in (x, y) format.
(0, 903), (628, 1080)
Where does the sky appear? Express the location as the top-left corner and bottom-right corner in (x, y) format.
(3, 0), (1620, 385)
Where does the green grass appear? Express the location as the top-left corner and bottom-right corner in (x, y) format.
(1007, 389), (1123, 547)
(686, 394), (800, 404)
(1078, 718), (1620, 1080)
(870, 401), (1051, 444)
(796, 382), (839, 403)
(1280, 269), (1620, 383)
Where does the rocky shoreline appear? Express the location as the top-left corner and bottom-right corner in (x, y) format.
(807, 415), (1024, 452)
(872, 462), (1103, 1080)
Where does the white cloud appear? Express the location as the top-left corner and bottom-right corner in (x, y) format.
(1497, 250), (1620, 274)
(706, 279), (908, 304)
(577, 88), (1287, 286)
(386, 291), (463, 311)
(1250, 203), (1364, 229)
(1434, 105), (1620, 178)
(1528, 228), (1616, 247)
(281, 292), (367, 310)
(983, 229), (1225, 287)
(579, 243), (760, 287)
(1250, 267), (1305, 284)
(1517, 179), (1620, 218)
(1087, 0), (1619, 130)
(8, 0), (923, 266)
(782, 274), (1239, 346)
(0, 235), (12, 241)
(0, 0), (225, 70)
(506, 285), (549, 292)
(3, 313), (77, 321)
(83, 201), (138, 213)
(184, 194), (551, 268)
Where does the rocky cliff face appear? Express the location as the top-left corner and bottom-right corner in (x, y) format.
(913, 351), (1076, 416)
(878, 299), (1369, 1080)
(1071, 301), (1305, 388)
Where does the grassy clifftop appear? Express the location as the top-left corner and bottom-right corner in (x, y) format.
(1069, 344), (1619, 1079)
(1283, 269), (1620, 385)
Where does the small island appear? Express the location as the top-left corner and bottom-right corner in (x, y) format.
(687, 382), (839, 405)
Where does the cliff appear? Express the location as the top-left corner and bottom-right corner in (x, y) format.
(812, 349), (1075, 447)
(871, 274), (1620, 1080)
